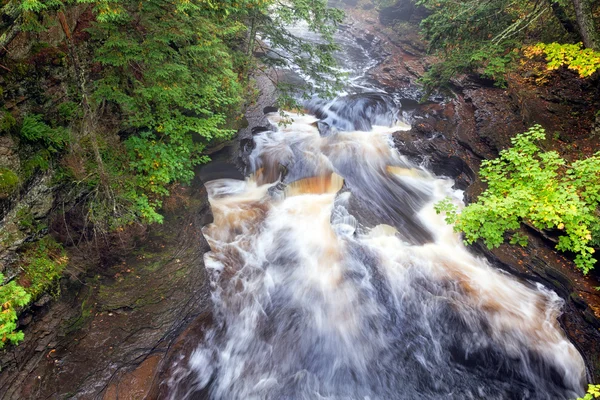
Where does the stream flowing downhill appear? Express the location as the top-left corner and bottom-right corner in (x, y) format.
(167, 25), (587, 400)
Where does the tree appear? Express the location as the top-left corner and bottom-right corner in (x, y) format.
(1, 0), (345, 228)
(247, 0), (345, 107)
(416, 0), (600, 88)
(571, 0), (599, 50)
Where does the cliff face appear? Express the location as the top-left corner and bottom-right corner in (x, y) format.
(1, 5), (89, 276)
(0, 184), (214, 399)
(0, 6), (215, 398)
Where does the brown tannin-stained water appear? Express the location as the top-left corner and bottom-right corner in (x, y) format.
(167, 22), (587, 400)
(166, 104), (586, 399)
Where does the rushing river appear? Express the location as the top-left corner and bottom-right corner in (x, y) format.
(168, 20), (587, 400)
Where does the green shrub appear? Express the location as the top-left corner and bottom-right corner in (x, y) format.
(56, 101), (83, 123)
(526, 43), (600, 78)
(0, 168), (19, 198)
(0, 273), (31, 349)
(435, 125), (600, 274)
(20, 237), (68, 300)
(0, 236), (68, 349)
(16, 207), (47, 234)
(20, 150), (52, 180)
(578, 384), (600, 400)
(20, 114), (69, 153)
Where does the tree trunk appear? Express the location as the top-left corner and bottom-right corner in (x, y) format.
(549, 1), (578, 37)
(571, 0), (600, 50)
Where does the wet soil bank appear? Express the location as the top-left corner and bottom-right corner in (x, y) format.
(345, 0), (600, 382)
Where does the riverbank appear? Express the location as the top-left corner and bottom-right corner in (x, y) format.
(345, 0), (600, 381)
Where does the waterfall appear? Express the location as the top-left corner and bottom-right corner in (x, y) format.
(167, 92), (586, 399)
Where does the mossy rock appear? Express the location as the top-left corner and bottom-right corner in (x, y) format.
(0, 110), (17, 134)
(0, 168), (19, 198)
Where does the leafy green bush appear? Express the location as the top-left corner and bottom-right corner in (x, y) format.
(20, 237), (68, 300)
(0, 273), (31, 349)
(435, 125), (600, 273)
(20, 114), (69, 153)
(0, 168), (19, 198)
(0, 236), (67, 348)
(525, 42), (600, 78)
(578, 384), (600, 400)
(57, 101), (83, 123)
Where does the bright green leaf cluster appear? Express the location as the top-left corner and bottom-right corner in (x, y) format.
(0, 273), (31, 349)
(578, 384), (600, 400)
(436, 125), (600, 274)
(20, 237), (68, 300)
(529, 42), (600, 78)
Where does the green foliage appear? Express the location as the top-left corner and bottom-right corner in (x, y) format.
(20, 114), (69, 153)
(527, 42), (600, 77)
(433, 197), (457, 225)
(56, 101), (83, 123)
(21, 150), (52, 180)
(19, 0), (65, 32)
(0, 168), (19, 198)
(436, 125), (600, 274)
(578, 384), (600, 400)
(256, 0), (345, 104)
(0, 273), (31, 349)
(416, 0), (582, 88)
(17, 114), (68, 179)
(9, 0), (344, 229)
(20, 237), (68, 300)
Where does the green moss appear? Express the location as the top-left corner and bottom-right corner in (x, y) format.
(16, 207), (46, 234)
(13, 62), (31, 78)
(0, 168), (19, 198)
(64, 288), (94, 334)
(0, 109), (16, 134)
(20, 149), (51, 180)
(31, 41), (50, 54)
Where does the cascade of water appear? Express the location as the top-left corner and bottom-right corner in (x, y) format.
(167, 92), (586, 399)
(165, 15), (588, 398)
